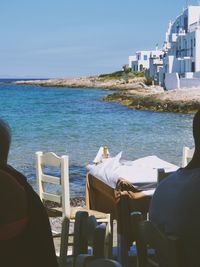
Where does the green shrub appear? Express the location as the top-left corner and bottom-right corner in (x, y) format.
(145, 77), (154, 86)
(98, 70), (145, 81)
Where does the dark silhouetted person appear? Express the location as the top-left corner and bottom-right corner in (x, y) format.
(149, 109), (200, 267)
(0, 119), (58, 267)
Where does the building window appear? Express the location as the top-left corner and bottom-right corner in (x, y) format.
(184, 16), (188, 33)
(143, 55), (148, 60)
(191, 39), (193, 57)
(176, 49), (178, 58)
(192, 62), (195, 72)
(184, 39), (187, 57)
(194, 38), (196, 47)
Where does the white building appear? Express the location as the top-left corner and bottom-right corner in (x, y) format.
(129, 49), (164, 83)
(129, 50), (160, 72)
(129, 51), (151, 72)
(148, 50), (164, 84)
(162, 4), (200, 90)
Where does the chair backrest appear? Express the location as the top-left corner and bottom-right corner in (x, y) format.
(73, 211), (106, 266)
(131, 212), (183, 267)
(182, 146), (194, 167)
(36, 151), (70, 218)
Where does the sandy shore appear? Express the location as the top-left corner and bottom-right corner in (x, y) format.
(12, 76), (200, 113)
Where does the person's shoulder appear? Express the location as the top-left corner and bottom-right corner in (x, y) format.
(158, 168), (190, 185)
(155, 168), (200, 198)
(0, 168), (28, 224)
(157, 169), (179, 186)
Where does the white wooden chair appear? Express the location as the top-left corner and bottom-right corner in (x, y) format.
(36, 151), (72, 266)
(182, 146), (194, 167)
(35, 151), (112, 267)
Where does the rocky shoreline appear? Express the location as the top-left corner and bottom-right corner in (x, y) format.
(12, 76), (200, 113)
(103, 87), (200, 113)
(12, 76), (146, 90)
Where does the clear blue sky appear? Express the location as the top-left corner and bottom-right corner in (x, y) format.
(0, 0), (198, 78)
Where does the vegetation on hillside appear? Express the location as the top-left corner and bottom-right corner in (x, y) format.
(97, 69), (145, 82)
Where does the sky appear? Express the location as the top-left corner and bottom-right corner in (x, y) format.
(0, 0), (199, 78)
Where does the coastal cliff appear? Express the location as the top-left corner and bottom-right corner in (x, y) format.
(13, 74), (200, 113)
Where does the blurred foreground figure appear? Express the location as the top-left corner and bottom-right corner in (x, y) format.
(0, 119), (58, 267)
(149, 109), (200, 267)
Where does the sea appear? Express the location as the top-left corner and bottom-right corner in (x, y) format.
(0, 79), (194, 197)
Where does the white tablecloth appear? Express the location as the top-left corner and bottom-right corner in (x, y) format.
(87, 153), (179, 189)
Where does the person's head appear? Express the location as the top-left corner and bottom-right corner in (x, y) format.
(0, 119), (11, 165)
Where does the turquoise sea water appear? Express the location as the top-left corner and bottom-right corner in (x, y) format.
(0, 81), (194, 196)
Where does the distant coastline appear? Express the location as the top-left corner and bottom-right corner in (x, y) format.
(11, 75), (146, 90)
(12, 75), (200, 114)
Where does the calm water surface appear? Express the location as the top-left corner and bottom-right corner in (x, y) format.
(0, 82), (193, 196)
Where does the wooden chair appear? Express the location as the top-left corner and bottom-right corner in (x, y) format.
(76, 258), (123, 267)
(131, 211), (183, 267)
(182, 146), (194, 167)
(35, 151), (112, 267)
(73, 211), (106, 267)
(74, 213), (123, 267)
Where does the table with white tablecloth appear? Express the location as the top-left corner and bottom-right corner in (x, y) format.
(86, 152), (179, 267)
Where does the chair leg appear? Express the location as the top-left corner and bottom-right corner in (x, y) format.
(59, 216), (70, 267)
(104, 214), (113, 258)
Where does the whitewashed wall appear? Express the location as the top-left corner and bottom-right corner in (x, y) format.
(165, 73), (180, 90)
(188, 6), (200, 26)
(180, 77), (200, 88)
(128, 56), (136, 68)
(194, 71), (200, 78)
(195, 29), (200, 72)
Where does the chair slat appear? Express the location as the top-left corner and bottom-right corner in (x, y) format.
(42, 192), (61, 203)
(41, 174), (60, 185)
